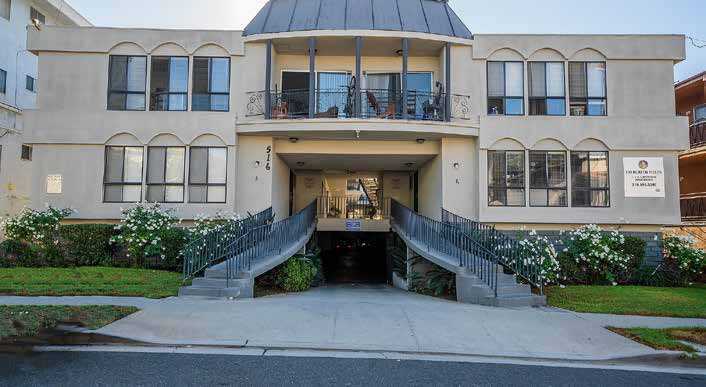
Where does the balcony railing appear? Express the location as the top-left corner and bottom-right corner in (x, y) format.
(681, 193), (706, 222)
(690, 121), (706, 149)
(317, 196), (390, 220)
(246, 89), (471, 121)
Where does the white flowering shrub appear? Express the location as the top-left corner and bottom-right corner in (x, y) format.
(558, 224), (633, 284)
(663, 235), (706, 280)
(188, 212), (242, 240)
(517, 231), (561, 285)
(1, 206), (73, 247)
(111, 203), (177, 262)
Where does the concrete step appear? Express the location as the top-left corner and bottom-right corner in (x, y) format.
(204, 268), (250, 279)
(496, 283), (532, 296)
(178, 286), (241, 298)
(491, 294), (547, 308)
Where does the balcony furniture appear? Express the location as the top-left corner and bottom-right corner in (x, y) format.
(316, 106), (339, 118)
(271, 101), (289, 119)
(366, 91), (396, 119)
(423, 82), (444, 120)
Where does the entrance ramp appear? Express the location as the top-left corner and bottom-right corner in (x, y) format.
(390, 200), (546, 307)
(179, 201), (317, 298)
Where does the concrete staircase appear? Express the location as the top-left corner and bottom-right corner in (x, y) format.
(456, 266), (546, 307)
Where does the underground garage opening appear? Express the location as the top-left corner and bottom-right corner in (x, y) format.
(317, 232), (390, 284)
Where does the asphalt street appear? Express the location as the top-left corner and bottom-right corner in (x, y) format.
(1, 351), (705, 386)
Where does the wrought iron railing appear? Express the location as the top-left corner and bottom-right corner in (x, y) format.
(390, 200), (499, 296)
(690, 121), (706, 149)
(245, 89), (471, 121)
(441, 209), (544, 294)
(225, 201), (317, 284)
(317, 196), (390, 220)
(681, 193), (706, 222)
(182, 207), (274, 281)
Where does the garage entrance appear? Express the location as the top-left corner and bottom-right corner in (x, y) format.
(318, 232), (389, 284)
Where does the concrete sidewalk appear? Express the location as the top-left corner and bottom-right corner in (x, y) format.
(3, 287), (705, 361)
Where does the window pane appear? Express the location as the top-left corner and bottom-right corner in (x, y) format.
(589, 152), (609, 188)
(147, 147), (166, 184)
(208, 148), (227, 184)
(488, 188), (507, 206)
(546, 63), (565, 97)
(591, 190), (610, 207)
(108, 93), (126, 110)
(547, 152), (566, 188)
(104, 185), (123, 202)
(193, 58), (210, 94)
(210, 94), (229, 111)
(0, 69), (6, 93)
(165, 186), (184, 202)
(208, 186), (226, 203)
(210, 58), (230, 93)
(170, 57), (188, 93)
(488, 98), (503, 115)
(169, 94), (187, 111)
(546, 99), (566, 116)
(530, 189), (548, 206)
(569, 62), (587, 98)
(488, 151), (506, 187)
(109, 56), (128, 91)
(189, 186), (207, 203)
(147, 185), (165, 203)
(123, 185), (142, 202)
(123, 147), (143, 183)
(529, 152), (547, 188)
(165, 148), (185, 183)
(573, 189), (590, 207)
(528, 62), (546, 97)
(126, 94), (145, 110)
(505, 62), (524, 97)
(696, 105), (706, 122)
(505, 98), (523, 115)
(571, 152), (590, 188)
(587, 99), (606, 116)
(192, 94), (210, 111)
(506, 152), (525, 187)
(127, 57), (146, 92)
(487, 62), (504, 97)
(548, 189), (567, 207)
(150, 57), (169, 95)
(0, 0), (10, 20)
(105, 147), (124, 183)
(587, 63), (606, 98)
(506, 189), (525, 206)
(189, 148), (208, 184)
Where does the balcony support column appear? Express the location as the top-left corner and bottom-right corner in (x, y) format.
(402, 38), (409, 120)
(265, 40), (272, 119)
(445, 42), (451, 122)
(308, 37), (316, 119)
(355, 36), (362, 118)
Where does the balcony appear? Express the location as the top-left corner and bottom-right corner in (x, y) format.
(690, 121), (706, 149)
(246, 88), (471, 122)
(681, 193), (706, 222)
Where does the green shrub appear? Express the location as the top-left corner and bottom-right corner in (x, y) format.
(156, 227), (189, 271)
(59, 224), (116, 266)
(1, 206), (73, 266)
(558, 225), (633, 285)
(111, 203), (177, 265)
(663, 235), (706, 282)
(0, 240), (40, 267)
(617, 236), (646, 283)
(277, 255), (317, 292)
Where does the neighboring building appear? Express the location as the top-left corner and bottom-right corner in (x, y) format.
(0, 0), (90, 216)
(16, 0), (688, 269)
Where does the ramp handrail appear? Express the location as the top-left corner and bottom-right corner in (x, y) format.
(225, 201), (317, 284)
(390, 200), (499, 296)
(442, 209), (544, 295)
(182, 207), (274, 281)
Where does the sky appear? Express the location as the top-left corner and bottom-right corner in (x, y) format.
(64, 0), (706, 82)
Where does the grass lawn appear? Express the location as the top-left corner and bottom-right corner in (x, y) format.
(609, 327), (706, 353)
(546, 285), (706, 318)
(0, 267), (184, 299)
(0, 305), (138, 339)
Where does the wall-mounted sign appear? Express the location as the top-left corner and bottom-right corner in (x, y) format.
(46, 174), (62, 194)
(623, 157), (665, 198)
(345, 220), (362, 232)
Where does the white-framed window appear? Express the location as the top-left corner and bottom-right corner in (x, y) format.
(103, 146), (144, 203)
(529, 62), (565, 116)
(146, 147), (186, 203)
(488, 150), (525, 207)
(569, 62), (607, 116)
(108, 56), (147, 111)
(529, 151), (568, 207)
(487, 61), (524, 115)
(188, 147), (227, 203)
(0, 68), (6, 93)
(25, 75), (35, 92)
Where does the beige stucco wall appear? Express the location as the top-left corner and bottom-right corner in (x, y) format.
(418, 155), (443, 219)
(271, 152), (290, 220)
(294, 171), (323, 213)
(235, 136), (274, 216)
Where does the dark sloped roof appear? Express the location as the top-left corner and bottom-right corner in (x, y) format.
(244, 0), (472, 39)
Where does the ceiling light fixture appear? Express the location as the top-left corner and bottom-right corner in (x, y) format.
(416, 138), (426, 144)
(289, 137), (299, 143)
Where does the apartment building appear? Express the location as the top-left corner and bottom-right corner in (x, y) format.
(14, 0), (689, 287)
(676, 71), (706, 222)
(0, 0), (89, 216)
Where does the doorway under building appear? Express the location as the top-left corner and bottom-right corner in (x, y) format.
(318, 232), (390, 284)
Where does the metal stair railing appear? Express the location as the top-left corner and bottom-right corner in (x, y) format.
(225, 201), (317, 285)
(390, 200), (499, 297)
(442, 209), (544, 295)
(182, 207), (274, 281)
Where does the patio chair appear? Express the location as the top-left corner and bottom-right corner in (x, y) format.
(423, 82), (444, 120)
(366, 91), (396, 119)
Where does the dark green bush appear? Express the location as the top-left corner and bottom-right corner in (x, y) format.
(277, 255), (317, 292)
(59, 224), (117, 266)
(0, 240), (41, 267)
(155, 227), (189, 271)
(618, 236), (646, 283)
